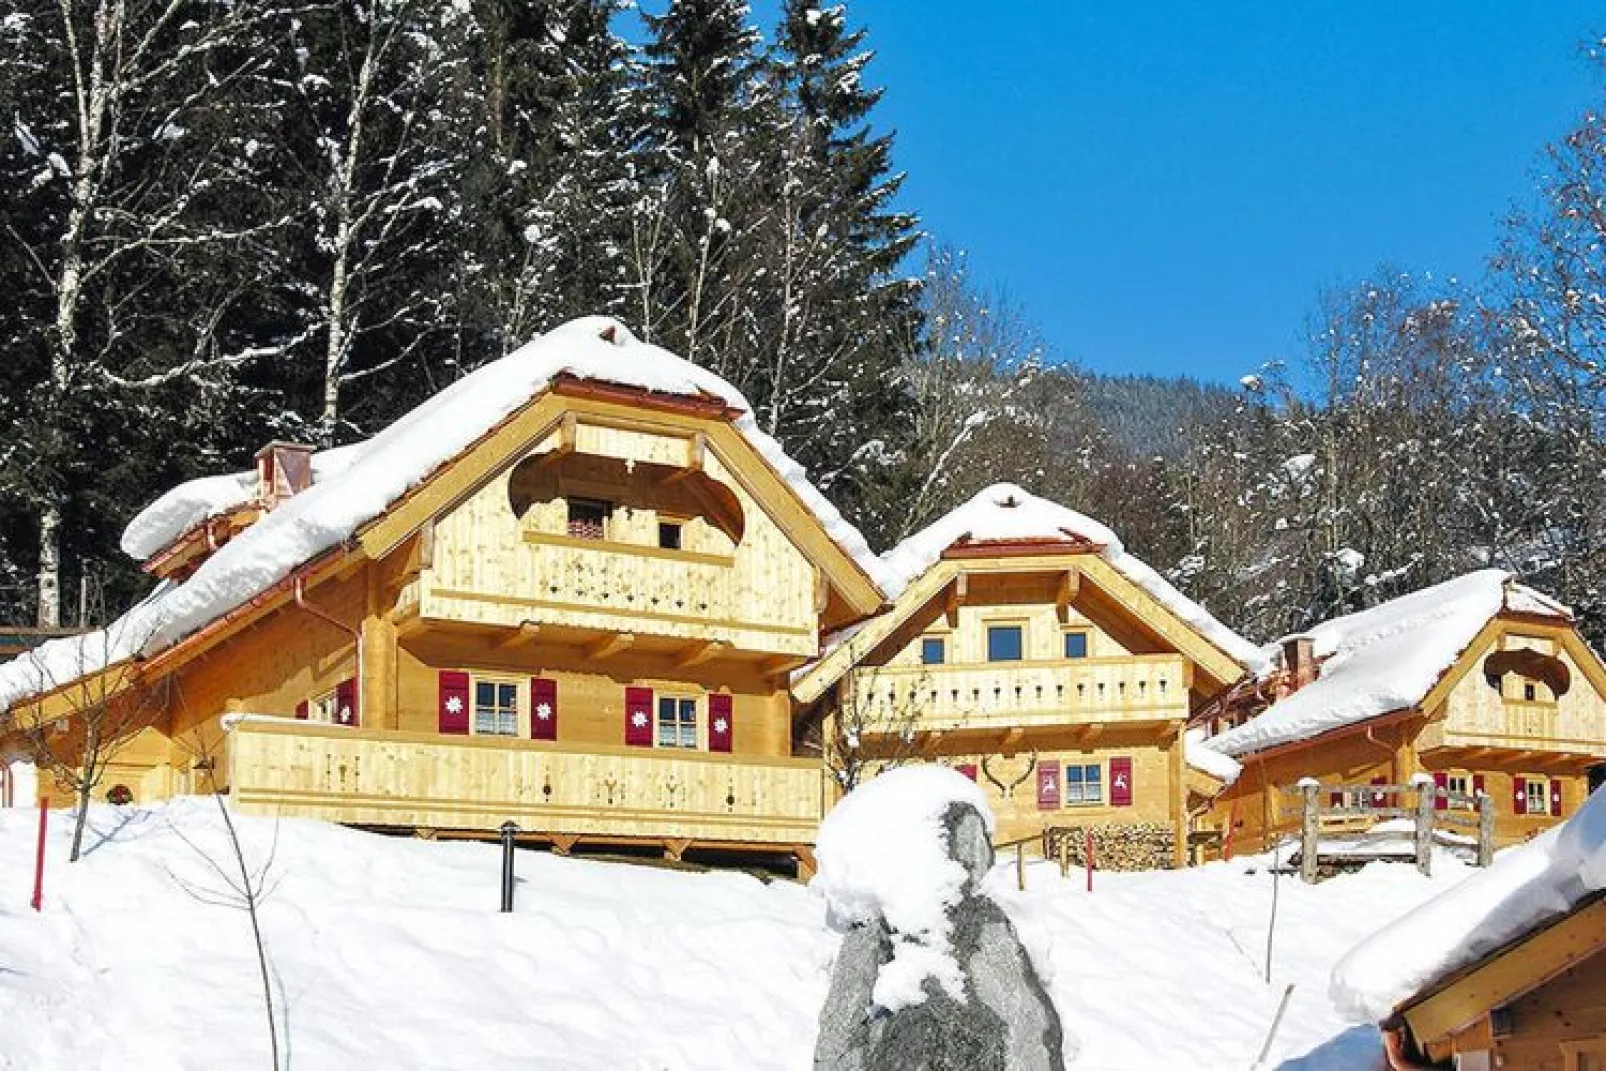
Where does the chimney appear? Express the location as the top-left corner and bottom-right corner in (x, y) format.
(1281, 634), (1318, 692)
(254, 441), (315, 510)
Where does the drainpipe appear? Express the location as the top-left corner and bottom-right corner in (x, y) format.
(294, 576), (363, 717)
(1365, 725), (1399, 783)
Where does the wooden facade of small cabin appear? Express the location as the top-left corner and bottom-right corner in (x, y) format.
(9, 365), (886, 874)
(1383, 895), (1606, 1070)
(795, 516), (1251, 869)
(1203, 612), (1606, 856)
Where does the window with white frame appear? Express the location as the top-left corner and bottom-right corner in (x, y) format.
(657, 696), (698, 749)
(1445, 772), (1473, 809)
(474, 680), (519, 736)
(308, 690), (340, 724)
(1065, 763), (1103, 804)
(1526, 777), (1549, 815)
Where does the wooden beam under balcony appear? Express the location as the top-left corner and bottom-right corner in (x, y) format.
(676, 639), (728, 668)
(1074, 723), (1103, 745)
(946, 574), (968, 627)
(584, 632), (635, 661)
(662, 432), (706, 484)
(497, 621), (542, 650)
(1000, 726), (1025, 754)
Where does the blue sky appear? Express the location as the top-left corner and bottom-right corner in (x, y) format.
(840, 2), (1603, 382)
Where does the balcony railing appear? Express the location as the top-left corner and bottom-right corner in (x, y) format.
(228, 717), (823, 846)
(848, 655), (1191, 732)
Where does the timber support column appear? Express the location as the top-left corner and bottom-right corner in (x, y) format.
(1168, 722), (1187, 869)
(363, 564), (399, 730)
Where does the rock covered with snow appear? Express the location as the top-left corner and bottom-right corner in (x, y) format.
(878, 483), (1263, 671)
(1208, 570), (1570, 758)
(1331, 783), (1606, 1022)
(1, 317), (893, 710)
(813, 765), (1066, 1070)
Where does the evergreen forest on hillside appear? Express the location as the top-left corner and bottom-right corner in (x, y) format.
(5, 0), (1606, 648)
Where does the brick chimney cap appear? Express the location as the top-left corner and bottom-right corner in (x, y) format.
(254, 440), (317, 459)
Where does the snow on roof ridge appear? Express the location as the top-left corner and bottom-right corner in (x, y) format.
(1331, 783), (1606, 1023)
(1208, 569), (1571, 758)
(3, 316), (891, 710)
(879, 483), (1262, 670)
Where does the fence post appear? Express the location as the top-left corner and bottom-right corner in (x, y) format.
(1414, 781), (1434, 877)
(1477, 792), (1494, 868)
(1299, 780), (1319, 884)
(1016, 841), (1025, 892)
(499, 821), (519, 912)
(1057, 832), (1069, 879)
(1085, 828), (1095, 893)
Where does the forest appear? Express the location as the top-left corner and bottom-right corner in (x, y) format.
(3, 0), (1606, 649)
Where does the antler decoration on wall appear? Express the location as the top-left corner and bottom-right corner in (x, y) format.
(982, 751), (1037, 799)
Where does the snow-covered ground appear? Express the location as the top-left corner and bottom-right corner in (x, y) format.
(0, 800), (1473, 1069)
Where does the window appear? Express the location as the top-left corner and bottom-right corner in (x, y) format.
(306, 690), (338, 724)
(921, 637), (946, 665)
(1064, 631), (1089, 659)
(1523, 681), (1537, 702)
(474, 680), (519, 736)
(1066, 763), (1103, 804)
(657, 696), (698, 749)
(567, 497), (611, 540)
(657, 520), (683, 550)
(987, 625), (1024, 662)
(1526, 777), (1549, 815)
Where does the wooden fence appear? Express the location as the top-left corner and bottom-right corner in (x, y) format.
(1288, 779), (1494, 883)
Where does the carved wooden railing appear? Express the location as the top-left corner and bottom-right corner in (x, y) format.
(848, 654), (1191, 732)
(228, 717), (823, 845)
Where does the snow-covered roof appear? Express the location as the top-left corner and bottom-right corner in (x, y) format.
(1208, 570), (1572, 758)
(0, 317), (892, 710)
(1330, 783), (1606, 1022)
(879, 484), (1263, 670)
(1184, 728), (1241, 785)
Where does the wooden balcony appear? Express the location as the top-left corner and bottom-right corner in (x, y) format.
(848, 655), (1192, 733)
(228, 718), (824, 848)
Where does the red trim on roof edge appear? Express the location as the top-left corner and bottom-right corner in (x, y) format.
(549, 373), (745, 421)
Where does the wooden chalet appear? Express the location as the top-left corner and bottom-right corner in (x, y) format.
(1334, 785), (1606, 1070)
(792, 484), (1259, 868)
(1197, 571), (1606, 855)
(0, 317), (890, 873)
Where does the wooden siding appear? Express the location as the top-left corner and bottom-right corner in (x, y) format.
(422, 424), (821, 657)
(229, 718), (823, 844)
(1427, 630), (1606, 759)
(849, 654), (1191, 733)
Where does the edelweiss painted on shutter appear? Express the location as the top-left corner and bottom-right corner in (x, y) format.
(530, 677), (558, 741)
(1370, 776), (1388, 807)
(1109, 756), (1133, 807)
(1550, 779), (1563, 817)
(1037, 759), (1060, 810)
(1433, 772), (1447, 811)
(708, 693), (733, 753)
(625, 686), (654, 747)
(439, 671), (470, 735)
(335, 677), (358, 727)
(1472, 773), (1485, 800)
(1513, 776), (1528, 815)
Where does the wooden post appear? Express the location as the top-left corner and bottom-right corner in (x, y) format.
(1477, 792), (1495, 868)
(1085, 828), (1095, 893)
(1016, 841), (1025, 892)
(1058, 832), (1069, 879)
(1414, 781), (1434, 878)
(1299, 781), (1319, 884)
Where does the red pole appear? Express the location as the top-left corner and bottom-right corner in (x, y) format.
(1085, 828), (1094, 893)
(31, 804), (47, 912)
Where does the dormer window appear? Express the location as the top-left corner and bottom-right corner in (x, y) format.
(658, 520), (684, 550)
(567, 497), (611, 540)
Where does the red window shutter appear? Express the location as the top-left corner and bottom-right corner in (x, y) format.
(625, 686), (654, 747)
(708, 693), (733, 753)
(1370, 776), (1387, 807)
(1037, 759), (1061, 810)
(1513, 776), (1528, 815)
(438, 671), (470, 735)
(335, 677), (359, 727)
(294, 700), (309, 721)
(1550, 779), (1563, 817)
(1433, 772), (1447, 812)
(1473, 773), (1485, 802)
(1329, 789), (1343, 806)
(530, 677), (558, 741)
(1110, 756), (1133, 807)
(956, 763), (978, 781)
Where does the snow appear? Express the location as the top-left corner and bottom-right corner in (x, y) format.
(0, 799), (1482, 1069)
(1331, 783), (1606, 1023)
(810, 765), (993, 1011)
(1185, 728), (1242, 785)
(2, 317), (892, 710)
(4, 760), (36, 805)
(879, 484), (1264, 670)
(1208, 570), (1569, 758)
